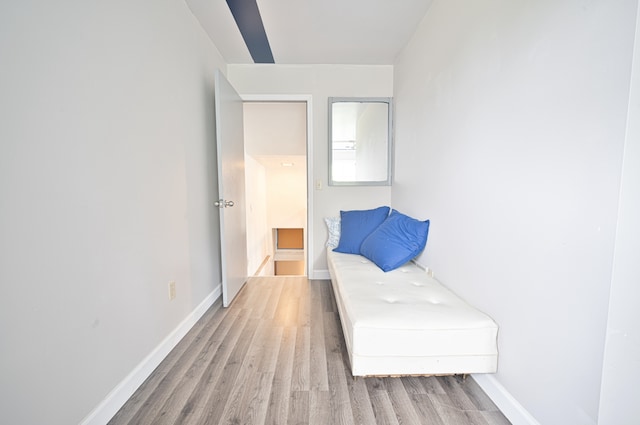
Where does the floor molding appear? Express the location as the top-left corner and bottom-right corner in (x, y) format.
(80, 284), (222, 425)
(312, 269), (330, 280)
(472, 374), (540, 425)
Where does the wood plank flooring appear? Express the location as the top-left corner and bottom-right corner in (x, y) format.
(109, 277), (510, 425)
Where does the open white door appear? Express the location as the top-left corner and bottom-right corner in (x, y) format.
(214, 69), (248, 307)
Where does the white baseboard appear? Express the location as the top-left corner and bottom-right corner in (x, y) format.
(311, 269), (330, 280)
(472, 374), (541, 425)
(80, 284), (222, 425)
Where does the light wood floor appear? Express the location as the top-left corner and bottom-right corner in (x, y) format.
(109, 277), (511, 425)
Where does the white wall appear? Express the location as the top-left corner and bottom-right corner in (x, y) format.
(393, 1), (637, 424)
(244, 102), (308, 156)
(0, 1), (226, 424)
(244, 155), (269, 274)
(598, 3), (640, 424)
(228, 65), (393, 277)
(265, 157), (308, 230)
(265, 157), (307, 276)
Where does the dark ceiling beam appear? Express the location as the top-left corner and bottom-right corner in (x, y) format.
(226, 0), (275, 64)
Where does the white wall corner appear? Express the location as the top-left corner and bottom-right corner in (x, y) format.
(472, 374), (541, 425)
(79, 284), (222, 425)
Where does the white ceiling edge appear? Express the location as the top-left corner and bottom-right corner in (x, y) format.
(185, 0), (252, 64)
(187, 0), (434, 65)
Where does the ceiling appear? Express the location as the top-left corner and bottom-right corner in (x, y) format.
(185, 0), (433, 65)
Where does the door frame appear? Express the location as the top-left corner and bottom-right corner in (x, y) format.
(241, 94), (313, 277)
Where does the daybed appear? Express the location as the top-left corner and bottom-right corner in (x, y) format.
(325, 207), (498, 377)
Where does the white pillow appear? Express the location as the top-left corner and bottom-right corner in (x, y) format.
(324, 216), (341, 248)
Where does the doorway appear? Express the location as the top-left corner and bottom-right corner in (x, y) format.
(243, 100), (308, 276)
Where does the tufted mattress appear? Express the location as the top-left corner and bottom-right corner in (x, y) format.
(327, 250), (498, 376)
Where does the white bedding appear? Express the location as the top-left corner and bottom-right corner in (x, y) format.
(327, 249), (499, 376)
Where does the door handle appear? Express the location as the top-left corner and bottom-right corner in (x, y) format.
(214, 199), (235, 208)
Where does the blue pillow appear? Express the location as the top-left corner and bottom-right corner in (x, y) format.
(360, 210), (430, 272)
(333, 206), (390, 254)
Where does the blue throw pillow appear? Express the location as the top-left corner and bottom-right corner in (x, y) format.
(333, 206), (390, 254)
(360, 210), (430, 272)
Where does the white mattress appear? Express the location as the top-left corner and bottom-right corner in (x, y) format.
(327, 249), (498, 376)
